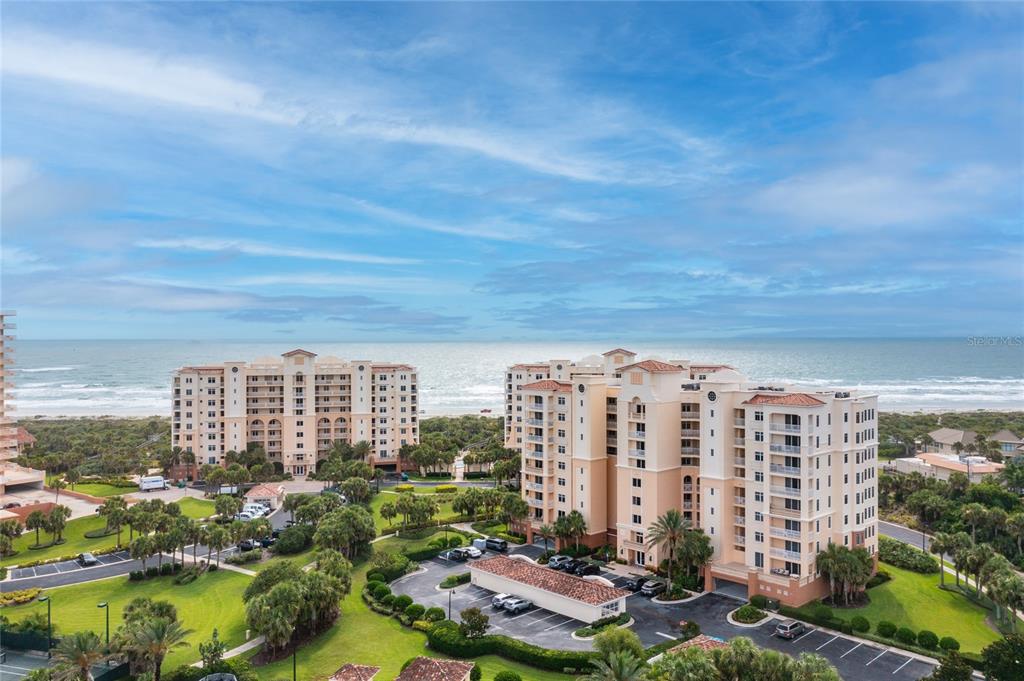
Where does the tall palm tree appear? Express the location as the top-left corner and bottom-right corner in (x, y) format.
(646, 509), (689, 585)
(966, 543), (994, 597)
(930, 532), (953, 587)
(712, 637), (760, 681)
(961, 503), (987, 543)
(553, 516), (573, 551)
(51, 478), (67, 504)
(52, 631), (107, 681)
(816, 543), (843, 603)
(128, 619), (192, 681)
(949, 532), (972, 588)
(1007, 513), (1024, 556)
(566, 510), (588, 551)
(585, 651), (645, 681)
(538, 524), (555, 553)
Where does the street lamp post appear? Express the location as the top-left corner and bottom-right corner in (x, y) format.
(37, 595), (51, 658)
(292, 646), (297, 681)
(98, 602), (110, 645)
(448, 588), (453, 620)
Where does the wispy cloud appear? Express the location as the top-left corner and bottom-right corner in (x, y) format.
(135, 237), (419, 266)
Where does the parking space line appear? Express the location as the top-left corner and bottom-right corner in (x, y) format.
(526, 612), (562, 625)
(840, 642), (863, 658)
(866, 650), (886, 666)
(891, 657), (913, 675)
(1, 664), (37, 672)
(816, 636), (838, 651)
(468, 595), (493, 604)
(793, 629), (815, 643)
(656, 632), (676, 640)
(542, 618), (571, 632)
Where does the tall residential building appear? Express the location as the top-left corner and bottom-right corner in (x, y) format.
(506, 348), (879, 606)
(0, 311), (45, 498)
(172, 349), (419, 476)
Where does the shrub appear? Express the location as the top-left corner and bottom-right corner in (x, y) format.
(275, 524), (313, 554)
(0, 588), (41, 606)
(381, 594), (395, 607)
(750, 594), (768, 609)
(435, 484), (457, 494)
(441, 572), (471, 589)
(917, 630), (938, 650)
(878, 536), (939, 574)
(877, 621), (897, 638)
(370, 551), (413, 581)
(145, 566), (159, 577)
(733, 605), (767, 624)
(810, 603), (833, 620)
(367, 571), (385, 583)
(460, 608), (490, 639)
(174, 566), (200, 585)
(895, 627), (917, 645)
(447, 536), (464, 548)
(208, 563), (219, 571)
(425, 606), (446, 622)
(866, 570), (892, 589)
(427, 621), (596, 673)
(593, 627), (644, 660)
(850, 616), (870, 633)
(160, 563), (174, 575)
(129, 570), (145, 581)
(372, 583), (391, 600)
(226, 551), (261, 565)
(395, 484), (414, 493)
(393, 594), (413, 611)
(494, 673), (521, 681)
(405, 604), (425, 621)
(940, 636), (961, 651)
(470, 665), (481, 681)
(575, 613), (631, 638)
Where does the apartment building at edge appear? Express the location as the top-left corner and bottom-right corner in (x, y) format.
(172, 349), (419, 476)
(0, 312), (45, 497)
(505, 348), (879, 606)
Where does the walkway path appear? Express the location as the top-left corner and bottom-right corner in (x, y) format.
(190, 635), (266, 667)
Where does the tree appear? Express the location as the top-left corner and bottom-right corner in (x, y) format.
(64, 469), (81, 491)
(961, 503), (987, 543)
(130, 536), (156, 571)
(790, 653), (841, 681)
(537, 524), (554, 553)
(711, 637), (760, 681)
(1006, 513), (1024, 556)
(981, 634), (1024, 681)
(815, 543), (873, 605)
(948, 532), (972, 588)
(198, 628), (226, 669)
(677, 529), (713, 579)
(930, 532), (954, 587)
(922, 651), (973, 681)
(500, 492), (529, 530)
(26, 510), (47, 546)
(283, 493), (312, 522)
(214, 494), (242, 519)
(205, 525), (230, 565)
(51, 631), (106, 681)
(459, 607), (490, 639)
(352, 440), (372, 462)
(47, 505), (72, 543)
(646, 509), (689, 585)
(648, 646), (718, 681)
(246, 581), (302, 654)
(379, 502), (397, 527)
(340, 476), (371, 504)
(966, 543), (995, 597)
(585, 651), (645, 681)
(126, 618), (192, 681)
(593, 627), (643, 661)
(50, 478), (67, 504)
(565, 510), (588, 550)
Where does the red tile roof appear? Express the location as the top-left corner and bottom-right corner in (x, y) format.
(330, 664), (380, 681)
(394, 657), (473, 681)
(471, 556), (628, 605)
(16, 427), (35, 446)
(245, 483), (284, 499)
(511, 363), (550, 370)
(602, 348), (636, 356)
(282, 349), (317, 356)
(618, 359), (684, 373)
(521, 379), (573, 393)
(668, 634), (729, 653)
(744, 393), (825, 407)
(689, 364), (735, 372)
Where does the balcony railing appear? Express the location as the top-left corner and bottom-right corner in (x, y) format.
(628, 449), (646, 457)
(771, 486), (802, 498)
(770, 423), (803, 433)
(769, 505), (801, 518)
(682, 501), (693, 510)
(734, 437), (746, 446)
(681, 429), (700, 437)
(734, 516), (746, 526)
(734, 496), (746, 506)
(734, 457), (747, 467)
(681, 447), (699, 455)
(770, 548), (802, 561)
(682, 483), (694, 492)
(526, 435), (543, 443)
(629, 431), (646, 439)
(769, 463), (801, 476)
(526, 418), (543, 426)
(734, 535), (746, 545)
(770, 527), (801, 539)
(734, 418), (746, 427)
(770, 444), (801, 454)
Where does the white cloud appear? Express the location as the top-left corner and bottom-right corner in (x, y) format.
(1, 157), (39, 195)
(135, 237), (419, 265)
(230, 273), (465, 294)
(1, 245), (56, 273)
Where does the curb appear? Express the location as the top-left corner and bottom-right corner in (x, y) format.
(653, 591), (706, 605)
(726, 606), (772, 628)
(570, 616), (635, 641)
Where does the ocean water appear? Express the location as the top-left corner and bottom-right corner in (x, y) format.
(10, 339), (1024, 417)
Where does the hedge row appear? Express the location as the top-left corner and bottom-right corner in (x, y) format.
(0, 588), (40, 606)
(779, 604), (853, 635)
(426, 621), (598, 673)
(878, 537), (939, 574)
(440, 572), (471, 589)
(128, 563), (183, 580)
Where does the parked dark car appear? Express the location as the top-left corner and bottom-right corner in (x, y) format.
(640, 580), (667, 597)
(574, 563), (601, 577)
(624, 575), (651, 592)
(3, 502), (22, 509)
(238, 539), (258, 552)
(259, 536), (276, 548)
(441, 549), (468, 562)
(271, 528), (283, 539)
(484, 537), (508, 552)
(77, 552), (99, 566)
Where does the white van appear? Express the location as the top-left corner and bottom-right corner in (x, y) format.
(243, 503), (269, 518)
(139, 476), (168, 492)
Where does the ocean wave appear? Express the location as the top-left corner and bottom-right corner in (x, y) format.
(20, 366), (76, 373)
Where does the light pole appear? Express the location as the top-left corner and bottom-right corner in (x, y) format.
(37, 595), (51, 658)
(98, 602), (109, 645)
(448, 588), (453, 620)
(292, 646), (297, 681)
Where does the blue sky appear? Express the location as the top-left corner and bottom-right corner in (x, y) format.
(1, 2), (1021, 340)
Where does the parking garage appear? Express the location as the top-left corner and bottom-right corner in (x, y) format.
(469, 555), (628, 623)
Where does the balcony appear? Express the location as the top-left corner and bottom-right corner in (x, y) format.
(628, 448), (646, 457)
(734, 457), (746, 467)
(769, 463), (801, 476)
(734, 496), (746, 506)
(629, 431), (646, 439)
(526, 418), (543, 426)
(681, 447), (699, 455)
(769, 505), (801, 518)
(770, 444), (801, 454)
(734, 437), (746, 446)
(734, 418), (746, 427)
(526, 435), (544, 443)
(770, 423), (803, 433)
(733, 536), (746, 545)
(682, 501), (693, 510)
(527, 497), (552, 509)
(771, 485), (802, 498)
(527, 450), (545, 459)
(681, 429), (700, 437)
(770, 548), (802, 561)
(770, 527), (801, 539)
(734, 516), (746, 526)
(682, 483), (694, 492)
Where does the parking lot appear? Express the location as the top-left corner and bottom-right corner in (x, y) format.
(0, 649), (49, 680)
(393, 550), (939, 681)
(8, 550), (133, 580)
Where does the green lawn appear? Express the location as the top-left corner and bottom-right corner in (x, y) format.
(247, 563), (573, 681)
(811, 564), (1001, 653)
(253, 548), (316, 572)
(71, 483), (138, 497)
(2, 498), (216, 567)
(3, 570), (252, 671)
(369, 491), (460, 533)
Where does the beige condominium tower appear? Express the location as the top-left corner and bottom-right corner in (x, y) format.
(505, 348), (878, 606)
(0, 311), (45, 498)
(172, 349), (419, 476)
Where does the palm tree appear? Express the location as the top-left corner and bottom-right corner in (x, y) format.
(930, 532), (953, 587)
(352, 440), (372, 462)
(51, 478), (67, 504)
(791, 653), (841, 681)
(538, 524), (554, 553)
(966, 543), (994, 597)
(1007, 513), (1024, 556)
(128, 618), (192, 681)
(962, 503), (987, 543)
(949, 532), (972, 587)
(585, 651), (645, 681)
(565, 510), (587, 551)
(26, 510), (47, 546)
(647, 645), (718, 681)
(712, 637), (760, 681)
(181, 450), (196, 482)
(646, 509), (689, 585)
(553, 516), (573, 551)
(52, 631), (107, 681)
